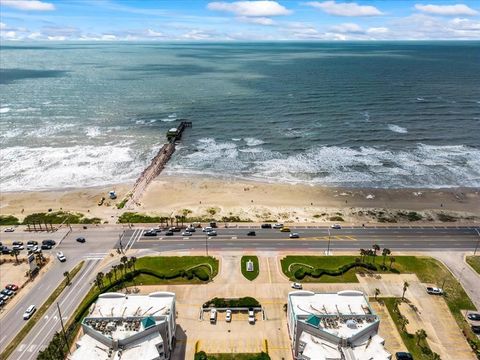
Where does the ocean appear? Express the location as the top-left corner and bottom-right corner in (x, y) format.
(1, 41), (479, 191)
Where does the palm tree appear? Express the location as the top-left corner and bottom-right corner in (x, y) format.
(96, 272), (104, 289)
(130, 256), (137, 271)
(118, 263), (125, 277)
(10, 248), (20, 264)
(382, 248), (391, 268)
(415, 329), (427, 347)
(374, 288), (380, 300)
(359, 249), (366, 262)
(389, 256), (396, 270)
(120, 256), (128, 274)
(112, 265), (118, 280)
(402, 281), (409, 300)
(105, 271), (113, 285)
(401, 316), (409, 331)
(35, 251), (45, 266)
(372, 244), (380, 263)
(63, 271), (71, 285)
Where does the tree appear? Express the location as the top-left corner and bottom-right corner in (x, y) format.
(105, 271), (113, 285)
(382, 248), (391, 268)
(389, 256), (396, 270)
(374, 288), (380, 300)
(63, 271), (71, 286)
(118, 263), (125, 277)
(120, 256), (128, 274)
(401, 316), (409, 331)
(402, 281), (409, 300)
(415, 329), (427, 347)
(431, 353), (441, 360)
(10, 248), (20, 264)
(95, 272), (104, 289)
(359, 249), (366, 262)
(372, 244), (380, 263)
(130, 256), (137, 271)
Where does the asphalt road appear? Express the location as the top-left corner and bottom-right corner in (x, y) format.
(0, 226), (121, 355)
(126, 226), (480, 252)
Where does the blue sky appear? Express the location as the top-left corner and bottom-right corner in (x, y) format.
(1, 0), (479, 41)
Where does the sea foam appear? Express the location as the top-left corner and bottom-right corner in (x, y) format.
(388, 124), (408, 134)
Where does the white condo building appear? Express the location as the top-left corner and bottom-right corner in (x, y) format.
(287, 290), (391, 360)
(70, 292), (176, 360)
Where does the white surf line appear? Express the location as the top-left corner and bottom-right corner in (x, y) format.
(17, 260), (98, 359)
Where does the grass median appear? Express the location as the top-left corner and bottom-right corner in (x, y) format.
(241, 256), (259, 281)
(0, 261), (84, 360)
(466, 256), (480, 275)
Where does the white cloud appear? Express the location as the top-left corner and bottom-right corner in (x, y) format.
(366, 27), (389, 34)
(145, 29), (164, 37)
(305, 1), (383, 17)
(47, 35), (66, 41)
(450, 17), (480, 30)
(0, 0), (55, 11)
(101, 34), (117, 41)
(181, 29), (216, 40)
(237, 16), (275, 25)
(0, 22), (6, 29)
(415, 4), (478, 16)
(207, 1), (291, 17)
(330, 22), (363, 33)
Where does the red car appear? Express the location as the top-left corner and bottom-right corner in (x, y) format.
(6, 284), (19, 291)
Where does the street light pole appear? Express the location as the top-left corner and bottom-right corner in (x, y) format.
(474, 229), (480, 256)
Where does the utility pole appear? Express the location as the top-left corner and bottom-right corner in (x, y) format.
(474, 229), (480, 256)
(57, 302), (70, 354)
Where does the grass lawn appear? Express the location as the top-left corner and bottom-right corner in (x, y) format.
(383, 298), (435, 360)
(466, 256), (480, 275)
(241, 256), (259, 281)
(281, 255), (480, 355)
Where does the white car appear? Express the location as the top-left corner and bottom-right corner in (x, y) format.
(4, 227), (15, 232)
(289, 232), (300, 239)
(330, 224), (342, 229)
(225, 309), (232, 322)
(182, 231), (192, 236)
(207, 230), (217, 236)
(202, 227), (213, 232)
(23, 305), (36, 320)
(272, 223), (284, 229)
(426, 287), (443, 295)
(292, 282), (303, 289)
(13, 245), (24, 250)
(56, 251), (66, 262)
(248, 308), (255, 324)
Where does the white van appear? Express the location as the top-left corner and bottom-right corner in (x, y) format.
(210, 308), (217, 324)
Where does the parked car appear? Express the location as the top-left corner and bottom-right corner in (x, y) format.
(272, 223), (283, 229)
(225, 309), (232, 322)
(23, 305), (36, 320)
(12, 241), (23, 246)
(248, 308), (255, 324)
(165, 231), (174, 236)
(41, 244), (52, 250)
(395, 352), (413, 360)
(261, 224), (272, 229)
(186, 226), (196, 232)
(42, 239), (56, 246)
(426, 287), (443, 295)
(1, 289), (14, 297)
(0, 294), (9, 301)
(289, 232), (300, 238)
(26, 243), (36, 249)
(28, 246), (39, 254)
(280, 227), (291, 232)
(76, 237), (86, 243)
(291, 282), (303, 289)
(1, 246), (11, 254)
(247, 231), (256, 236)
(27, 240), (38, 246)
(207, 230), (217, 236)
(6, 284), (19, 291)
(0, 299), (4, 307)
(4, 227), (15, 232)
(13, 244), (24, 250)
(182, 231), (192, 236)
(56, 251), (66, 262)
(330, 224), (342, 229)
(472, 325), (480, 334)
(169, 227), (181, 232)
(210, 308), (217, 324)
(467, 313), (480, 321)
(144, 230), (157, 237)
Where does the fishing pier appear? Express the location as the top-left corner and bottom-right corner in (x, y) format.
(125, 121), (192, 208)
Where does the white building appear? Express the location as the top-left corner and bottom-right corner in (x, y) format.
(70, 292), (176, 360)
(287, 290), (391, 360)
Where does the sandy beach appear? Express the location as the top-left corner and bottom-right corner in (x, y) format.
(1, 175), (479, 225)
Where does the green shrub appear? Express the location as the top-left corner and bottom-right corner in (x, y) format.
(22, 211), (99, 224)
(203, 297), (261, 309)
(437, 213), (457, 222)
(0, 215), (20, 225)
(118, 212), (162, 223)
(329, 216), (344, 222)
(195, 352), (208, 360)
(293, 262), (377, 280)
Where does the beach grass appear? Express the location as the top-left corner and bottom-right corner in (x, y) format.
(0, 215), (20, 225)
(0, 261), (84, 360)
(241, 256), (260, 281)
(466, 256), (480, 275)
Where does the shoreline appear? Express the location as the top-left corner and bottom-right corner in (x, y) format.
(1, 174), (478, 224)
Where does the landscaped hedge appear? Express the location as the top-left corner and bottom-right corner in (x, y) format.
(203, 297), (261, 309)
(293, 262), (377, 280)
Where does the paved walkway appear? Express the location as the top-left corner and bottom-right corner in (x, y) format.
(433, 252), (480, 310)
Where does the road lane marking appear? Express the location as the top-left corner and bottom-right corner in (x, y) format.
(266, 257), (272, 284)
